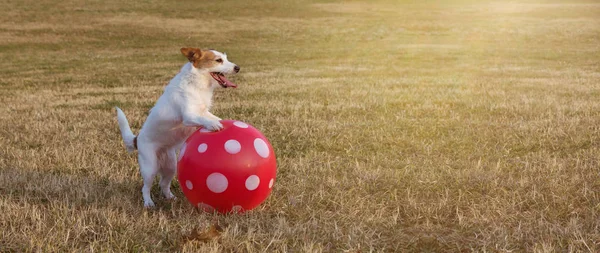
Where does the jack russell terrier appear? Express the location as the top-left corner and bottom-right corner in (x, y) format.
(116, 47), (239, 207)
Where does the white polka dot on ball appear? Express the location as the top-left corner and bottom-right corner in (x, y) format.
(254, 138), (269, 158)
(185, 180), (193, 190)
(245, 175), (260, 191)
(206, 173), (228, 193)
(199, 128), (211, 133)
(231, 205), (243, 212)
(233, 121), (249, 128)
(198, 202), (214, 212)
(269, 178), (274, 189)
(197, 143), (208, 153)
(178, 142), (187, 161)
(224, 139), (241, 154)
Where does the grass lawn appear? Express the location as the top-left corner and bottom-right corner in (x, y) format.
(1, 0), (599, 251)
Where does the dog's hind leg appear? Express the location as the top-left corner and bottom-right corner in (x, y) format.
(138, 144), (159, 207)
(158, 148), (177, 200)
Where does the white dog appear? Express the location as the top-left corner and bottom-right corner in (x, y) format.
(115, 47), (239, 207)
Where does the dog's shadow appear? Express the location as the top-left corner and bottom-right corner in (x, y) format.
(0, 166), (187, 215)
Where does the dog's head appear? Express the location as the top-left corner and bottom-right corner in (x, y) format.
(180, 47), (240, 88)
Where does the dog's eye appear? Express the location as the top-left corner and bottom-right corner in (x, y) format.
(216, 59), (223, 63)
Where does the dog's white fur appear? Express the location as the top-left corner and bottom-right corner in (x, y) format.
(116, 49), (238, 207)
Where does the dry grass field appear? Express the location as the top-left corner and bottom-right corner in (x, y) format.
(1, 0), (600, 252)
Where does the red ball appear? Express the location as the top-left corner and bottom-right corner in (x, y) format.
(177, 120), (277, 213)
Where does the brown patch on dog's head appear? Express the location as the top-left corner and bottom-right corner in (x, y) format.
(180, 47), (218, 69)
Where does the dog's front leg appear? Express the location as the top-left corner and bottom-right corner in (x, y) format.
(205, 111), (222, 121)
(182, 112), (223, 131)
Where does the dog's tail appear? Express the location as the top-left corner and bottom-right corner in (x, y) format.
(115, 107), (136, 153)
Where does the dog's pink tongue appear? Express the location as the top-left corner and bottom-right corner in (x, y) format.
(221, 75), (237, 88)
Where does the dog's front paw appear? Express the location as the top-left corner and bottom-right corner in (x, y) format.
(204, 120), (223, 132)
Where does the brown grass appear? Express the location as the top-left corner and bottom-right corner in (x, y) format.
(1, 0), (600, 252)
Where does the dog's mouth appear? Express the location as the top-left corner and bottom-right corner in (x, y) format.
(210, 72), (237, 88)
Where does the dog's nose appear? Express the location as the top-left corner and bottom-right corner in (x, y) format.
(234, 65), (240, 73)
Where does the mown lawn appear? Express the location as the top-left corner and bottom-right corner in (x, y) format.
(1, 0), (599, 251)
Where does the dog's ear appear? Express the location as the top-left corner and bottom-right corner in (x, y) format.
(180, 47), (202, 62)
